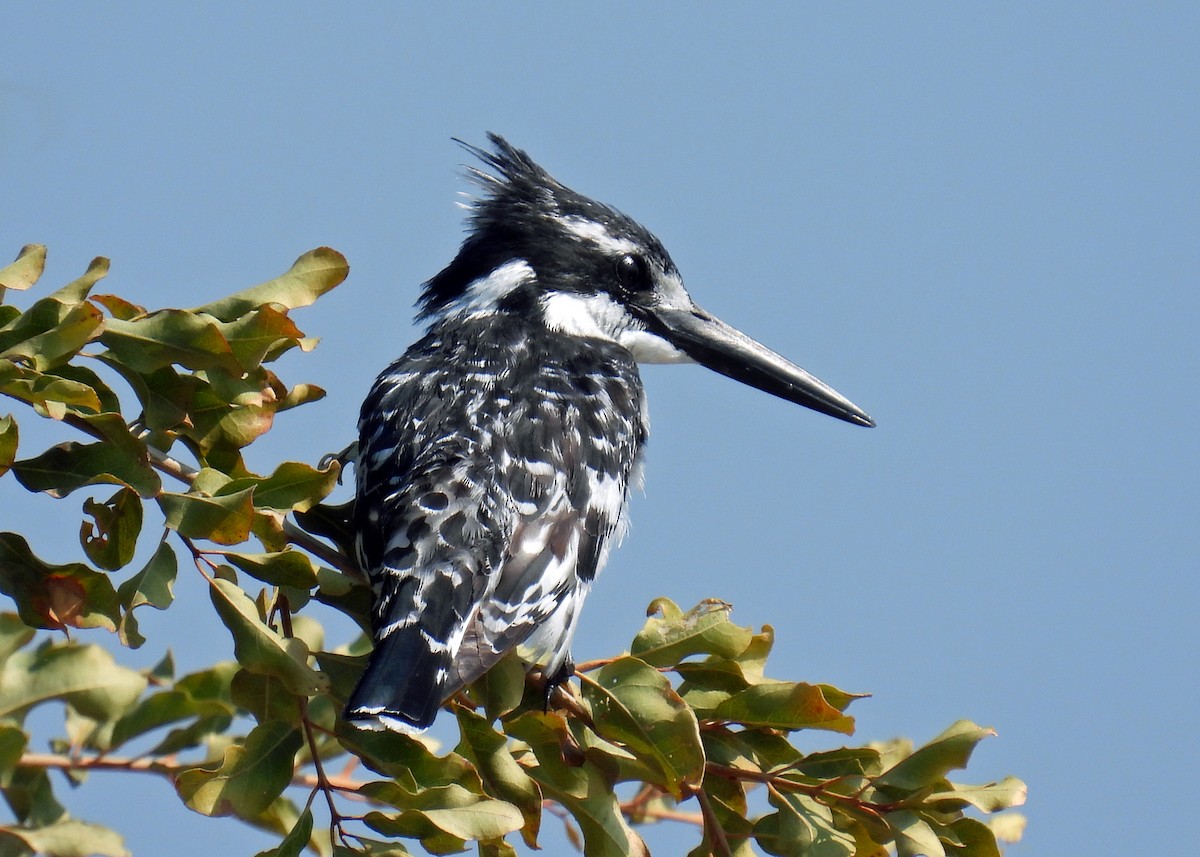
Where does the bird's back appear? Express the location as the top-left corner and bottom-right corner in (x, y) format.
(346, 314), (647, 732)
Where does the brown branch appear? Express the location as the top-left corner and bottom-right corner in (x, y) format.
(573, 655), (621, 673)
(695, 787), (734, 857)
(704, 761), (903, 816)
(618, 785), (704, 828)
(282, 516), (362, 578)
(17, 752), (368, 794)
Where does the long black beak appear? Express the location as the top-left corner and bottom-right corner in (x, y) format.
(648, 305), (875, 427)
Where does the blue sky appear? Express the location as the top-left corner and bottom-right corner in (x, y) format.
(2, 4), (1196, 855)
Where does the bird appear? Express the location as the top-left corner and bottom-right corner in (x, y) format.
(344, 134), (873, 733)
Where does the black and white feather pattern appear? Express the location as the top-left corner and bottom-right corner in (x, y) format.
(347, 314), (647, 732)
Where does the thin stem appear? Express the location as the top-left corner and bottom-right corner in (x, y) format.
(695, 787), (734, 857)
(704, 761), (903, 816)
(17, 752), (367, 794)
(282, 516), (362, 578)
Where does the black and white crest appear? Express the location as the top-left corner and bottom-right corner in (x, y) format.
(346, 135), (873, 734)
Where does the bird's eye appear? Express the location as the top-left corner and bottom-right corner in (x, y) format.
(615, 254), (652, 292)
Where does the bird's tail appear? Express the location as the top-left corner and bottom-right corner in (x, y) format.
(344, 567), (469, 733)
(343, 627), (449, 733)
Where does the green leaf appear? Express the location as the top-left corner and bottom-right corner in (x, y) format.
(0, 362), (101, 420)
(0, 416), (16, 477)
(182, 367), (287, 459)
(193, 247), (349, 322)
(138, 663), (239, 756)
(0, 723), (29, 787)
(926, 776), (1027, 813)
(94, 360), (192, 433)
(0, 532), (122, 632)
(230, 670), (303, 725)
(80, 487), (143, 571)
(0, 301), (104, 370)
(158, 487), (256, 545)
(1, 767), (66, 828)
(332, 839), (412, 857)
(12, 439), (160, 499)
(107, 686), (232, 753)
(207, 577), (328, 695)
(176, 720), (304, 818)
(0, 245), (46, 293)
(753, 789), (855, 857)
(506, 711), (649, 857)
(945, 818), (1003, 857)
(115, 541), (178, 648)
(0, 819), (129, 857)
(48, 255), (110, 305)
(47, 364), (122, 414)
(631, 598), (754, 667)
(223, 549), (319, 588)
(360, 781), (523, 851)
(887, 810), (946, 857)
(253, 808), (313, 857)
(581, 657), (704, 798)
(455, 707), (542, 847)
(100, 310), (242, 374)
(224, 460), (340, 513)
(0, 641), (146, 723)
(116, 541), (177, 613)
(218, 304), (309, 371)
(712, 683), (857, 734)
(335, 720), (477, 789)
(875, 721), (996, 792)
(470, 651), (526, 722)
(0, 614), (35, 666)
(793, 746), (883, 780)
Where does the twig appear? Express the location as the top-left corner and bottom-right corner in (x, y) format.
(704, 761), (903, 816)
(17, 752), (368, 794)
(695, 787), (734, 857)
(277, 594), (352, 849)
(282, 515), (362, 578)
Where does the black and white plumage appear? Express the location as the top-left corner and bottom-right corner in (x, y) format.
(346, 135), (873, 733)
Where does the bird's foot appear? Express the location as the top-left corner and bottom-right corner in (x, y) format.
(542, 658), (576, 713)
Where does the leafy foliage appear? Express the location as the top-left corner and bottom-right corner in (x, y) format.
(0, 244), (1026, 856)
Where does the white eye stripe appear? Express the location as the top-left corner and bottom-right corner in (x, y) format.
(556, 215), (640, 256)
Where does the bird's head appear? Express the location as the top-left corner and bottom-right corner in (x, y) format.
(419, 134), (874, 428)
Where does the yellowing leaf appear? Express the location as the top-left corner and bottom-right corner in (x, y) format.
(193, 247), (349, 322)
(631, 598), (753, 667)
(0, 415), (16, 477)
(0, 244), (47, 293)
(712, 682), (858, 734)
(101, 310), (241, 374)
(0, 532), (122, 632)
(158, 487), (256, 545)
(582, 657), (705, 799)
(0, 301), (104, 370)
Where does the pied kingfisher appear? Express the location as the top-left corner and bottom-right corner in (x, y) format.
(345, 135), (873, 733)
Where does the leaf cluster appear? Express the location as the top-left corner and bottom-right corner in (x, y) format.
(0, 245), (1025, 856)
